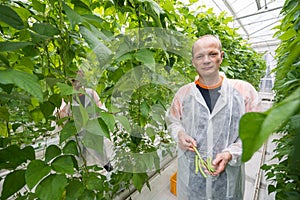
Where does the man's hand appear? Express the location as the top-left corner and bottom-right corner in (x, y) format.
(178, 131), (197, 151)
(211, 151), (232, 176)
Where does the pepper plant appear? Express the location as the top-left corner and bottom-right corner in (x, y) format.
(239, 0), (300, 199)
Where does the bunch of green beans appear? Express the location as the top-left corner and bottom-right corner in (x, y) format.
(192, 146), (215, 178)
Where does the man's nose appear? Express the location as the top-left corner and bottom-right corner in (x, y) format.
(202, 55), (211, 63)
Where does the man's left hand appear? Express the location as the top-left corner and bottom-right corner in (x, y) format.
(211, 151), (232, 176)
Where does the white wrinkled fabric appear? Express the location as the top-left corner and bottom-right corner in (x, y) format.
(166, 75), (261, 200)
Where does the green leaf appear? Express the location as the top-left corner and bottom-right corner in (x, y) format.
(60, 121), (77, 144)
(49, 94), (62, 107)
(32, 0), (46, 13)
(99, 112), (115, 132)
(65, 180), (84, 200)
(240, 87), (300, 162)
(56, 82), (74, 96)
(97, 117), (110, 139)
(32, 23), (59, 37)
(40, 101), (56, 118)
(82, 132), (104, 155)
(84, 118), (102, 135)
(116, 115), (131, 132)
(1, 170), (25, 199)
(0, 42), (34, 52)
(0, 70), (43, 101)
(85, 173), (104, 191)
(45, 145), (61, 163)
(63, 140), (78, 156)
(132, 173), (148, 192)
(261, 99), (300, 140)
(77, 103), (89, 128)
(22, 145), (35, 161)
(0, 106), (9, 121)
(26, 160), (51, 189)
(62, 2), (84, 28)
(0, 54), (10, 67)
(0, 5), (24, 30)
(82, 14), (106, 32)
(139, 0), (164, 15)
(78, 190), (95, 199)
(0, 145), (35, 169)
(79, 26), (112, 66)
(239, 112), (266, 162)
(73, 0), (92, 15)
(51, 155), (74, 174)
(279, 28), (296, 41)
(140, 101), (150, 117)
(268, 185), (276, 194)
(135, 49), (155, 71)
(35, 174), (68, 200)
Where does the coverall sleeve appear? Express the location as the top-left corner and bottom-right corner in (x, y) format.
(222, 138), (242, 166)
(58, 99), (71, 118)
(223, 81), (262, 166)
(165, 92), (186, 143)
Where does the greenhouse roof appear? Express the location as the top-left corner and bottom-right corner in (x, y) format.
(186, 0), (285, 52)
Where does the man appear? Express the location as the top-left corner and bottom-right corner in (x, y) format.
(59, 71), (113, 172)
(166, 35), (261, 199)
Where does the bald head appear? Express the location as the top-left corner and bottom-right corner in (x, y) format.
(192, 35), (222, 58)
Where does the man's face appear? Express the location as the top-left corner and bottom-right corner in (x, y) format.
(192, 38), (224, 79)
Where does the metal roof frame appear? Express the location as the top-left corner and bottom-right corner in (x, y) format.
(187, 0), (285, 52)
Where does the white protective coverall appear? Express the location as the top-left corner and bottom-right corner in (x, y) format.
(166, 75), (261, 200)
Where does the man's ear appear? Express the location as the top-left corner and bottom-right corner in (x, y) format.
(220, 51), (225, 59)
(191, 57), (195, 67)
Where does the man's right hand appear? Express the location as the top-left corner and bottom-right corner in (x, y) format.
(178, 131), (197, 151)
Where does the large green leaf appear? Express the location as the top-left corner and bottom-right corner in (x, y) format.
(84, 118), (108, 137)
(1, 170), (26, 199)
(63, 140), (78, 156)
(99, 111), (115, 132)
(0, 106), (9, 121)
(132, 173), (148, 192)
(65, 179), (84, 200)
(0, 5), (24, 30)
(239, 112), (266, 162)
(115, 115), (131, 132)
(79, 26), (112, 66)
(85, 173), (104, 191)
(45, 145), (61, 163)
(0, 145), (35, 169)
(261, 99), (300, 139)
(32, 23), (59, 37)
(35, 174), (68, 200)
(82, 131), (104, 155)
(56, 82), (74, 96)
(0, 42), (34, 52)
(135, 49), (155, 71)
(40, 101), (56, 118)
(62, 2), (84, 28)
(31, 0), (46, 13)
(51, 155), (74, 174)
(60, 121), (77, 144)
(240, 87), (300, 162)
(25, 160), (51, 189)
(0, 70), (43, 101)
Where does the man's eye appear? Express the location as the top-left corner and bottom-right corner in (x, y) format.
(196, 55), (203, 59)
(210, 53), (218, 57)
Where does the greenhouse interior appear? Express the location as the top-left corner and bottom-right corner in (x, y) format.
(0, 0), (299, 200)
